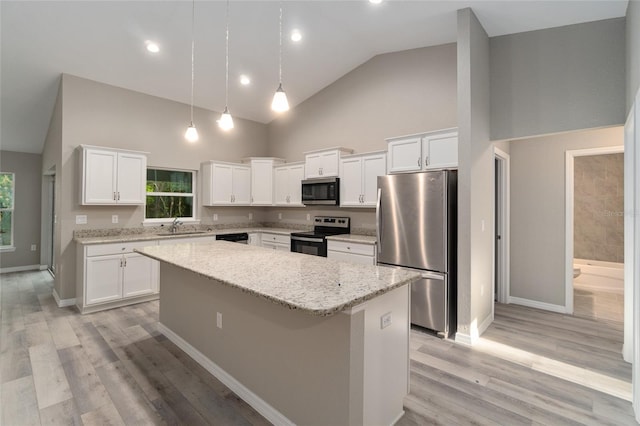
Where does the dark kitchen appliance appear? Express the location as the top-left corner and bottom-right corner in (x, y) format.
(377, 170), (457, 338)
(216, 232), (249, 244)
(291, 216), (350, 257)
(301, 177), (340, 205)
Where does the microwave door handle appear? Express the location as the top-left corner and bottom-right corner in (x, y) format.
(376, 187), (382, 255)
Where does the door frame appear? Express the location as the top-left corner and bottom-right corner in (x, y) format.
(493, 147), (510, 305)
(564, 146), (624, 315)
(40, 170), (55, 274)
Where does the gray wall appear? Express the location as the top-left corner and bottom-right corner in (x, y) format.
(456, 8), (493, 340)
(628, 0), (640, 113)
(510, 126), (623, 306)
(574, 153), (624, 263)
(267, 44), (457, 161)
(0, 151), (42, 269)
(491, 18), (626, 141)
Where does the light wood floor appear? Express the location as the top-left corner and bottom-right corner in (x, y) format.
(1, 271), (637, 425)
(574, 287), (624, 323)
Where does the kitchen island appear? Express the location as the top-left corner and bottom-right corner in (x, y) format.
(136, 241), (419, 426)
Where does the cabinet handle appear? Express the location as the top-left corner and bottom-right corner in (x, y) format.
(319, 167), (323, 175)
(124, 258), (127, 267)
(113, 192), (116, 201)
(119, 259), (123, 267)
(251, 196), (254, 203)
(425, 156), (429, 166)
(418, 157), (421, 167)
(347, 246), (351, 250)
(117, 192), (120, 201)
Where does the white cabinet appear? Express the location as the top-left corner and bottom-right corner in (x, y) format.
(201, 161), (251, 206)
(244, 158), (284, 206)
(274, 162), (305, 206)
(340, 151), (386, 207)
(248, 233), (261, 246)
(327, 240), (376, 265)
(261, 233), (290, 251)
(386, 129), (457, 174)
(78, 240), (159, 313)
(79, 145), (147, 205)
(304, 147), (353, 179)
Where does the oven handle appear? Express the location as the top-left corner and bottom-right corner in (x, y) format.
(291, 236), (324, 243)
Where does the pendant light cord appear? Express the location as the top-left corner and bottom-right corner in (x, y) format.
(278, 2), (283, 84)
(189, 0), (195, 124)
(225, 0), (230, 107)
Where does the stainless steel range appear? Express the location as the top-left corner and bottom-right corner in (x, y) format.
(290, 216), (350, 257)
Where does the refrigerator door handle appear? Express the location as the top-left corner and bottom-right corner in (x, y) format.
(376, 187), (382, 254)
(421, 271), (445, 280)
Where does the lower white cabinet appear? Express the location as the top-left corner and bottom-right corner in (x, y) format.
(261, 233), (291, 251)
(327, 240), (376, 265)
(78, 241), (159, 313)
(248, 233), (262, 246)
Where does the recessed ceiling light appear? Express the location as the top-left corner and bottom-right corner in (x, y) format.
(290, 29), (302, 42)
(145, 40), (160, 53)
(369, 0), (383, 4)
(240, 75), (251, 85)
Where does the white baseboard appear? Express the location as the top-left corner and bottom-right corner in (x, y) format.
(454, 313), (493, 347)
(39, 265), (48, 271)
(0, 264), (42, 274)
(478, 312), (493, 336)
(52, 289), (76, 308)
(508, 296), (568, 314)
(157, 323), (295, 426)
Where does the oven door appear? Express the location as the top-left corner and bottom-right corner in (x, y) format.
(290, 236), (327, 257)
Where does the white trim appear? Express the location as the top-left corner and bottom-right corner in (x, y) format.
(508, 296), (569, 314)
(632, 90), (640, 423)
(157, 322), (295, 426)
(52, 288), (76, 308)
(0, 246), (16, 253)
(454, 332), (475, 346)
(477, 312), (493, 337)
(0, 264), (40, 274)
(493, 147), (511, 306)
(454, 313), (492, 347)
(39, 265), (48, 271)
(565, 146), (624, 316)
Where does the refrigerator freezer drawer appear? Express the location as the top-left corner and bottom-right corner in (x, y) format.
(411, 273), (447, 334)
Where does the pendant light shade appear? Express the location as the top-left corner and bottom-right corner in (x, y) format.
(271, 2), (289, 113)
(218, 106), (234, 131)
(184, 0), (199, 142)
(218, 0), (234, 131)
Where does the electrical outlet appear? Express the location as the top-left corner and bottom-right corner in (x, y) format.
(306, 214), (311, 221)
(76, 215), (87, 225)
(481, 219), (485, 232)
(278, 213), (282, 220)
(112, 215), (118, 224)
(216, 312), (223, 329)
(30, 244), (37, 251)
(380, 312), (392, 329)
(213, 214), (219, 221)
(248, 213), (253, 221)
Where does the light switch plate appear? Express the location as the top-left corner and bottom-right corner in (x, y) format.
(112, 215), (118, 224)
(306, 214), (311, 221)
(248, 213), (253, 221)
(278, 213), (282, 220)
(381, 312), (392, 329)
(213, 214), (219, 221)
(216, 312), (223, 329)
(30, 244), (37, 251)
(76, 215), (87, 225)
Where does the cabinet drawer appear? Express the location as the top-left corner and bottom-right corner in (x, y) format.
(327, 240), (375, 256)
(261, 233), (290, 245)
(86, 240), (157, 257)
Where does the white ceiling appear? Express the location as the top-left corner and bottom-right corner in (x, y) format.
(0, 0), (629, 154)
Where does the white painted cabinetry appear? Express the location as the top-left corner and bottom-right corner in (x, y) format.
(248, 233), (261, 246)
(245, 158), (285, 206)
(78, 241), (159, 313)
(261, 233), (290, 251)
(79, 145), (147, 205)
(327, 240), (376, 265)
(274, 162), (305, 206)
(340, 151), (386, 207)
(201, 161), (251, 206)
(304, 147), (353, 179)
(386, 129), (457, 174)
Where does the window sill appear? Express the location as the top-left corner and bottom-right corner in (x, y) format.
(142, 219), (201, 227)
(0, 246), (16, 253)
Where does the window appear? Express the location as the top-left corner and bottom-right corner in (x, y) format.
(0, 172), (15, 249)
(145, 168), (195, 221)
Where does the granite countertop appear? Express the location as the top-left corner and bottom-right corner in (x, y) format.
(135, 241), (418, 316)
(325, 234), (377, 245)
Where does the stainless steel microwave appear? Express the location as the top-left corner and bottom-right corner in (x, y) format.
(301, 177), (340, 205)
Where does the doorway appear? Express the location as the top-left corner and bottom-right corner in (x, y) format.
(494, 147), (510, 305)
(42, 173), (55, 275)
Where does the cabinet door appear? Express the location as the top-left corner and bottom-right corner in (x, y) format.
(288, 164), (305, 206)
(305, 154), (323, 179)
(274, 167), (290, 205)
(387, 137), (422, 174)
(211, 164), (233, 204)
(424, 132), (458, 169)
(361, 153), (386, 206)
(320, 151), (339, 177)
(251, 161), (274, 205)
(116, 152), (147, 204)
(85, 255), (122, 305)
(340, 157), (363, 207)
(232, 166), (251, 205)
(83, 149), (118, 204)
(122, 253), (158, 297)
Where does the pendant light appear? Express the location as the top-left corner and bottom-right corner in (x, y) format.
(184, 0), (199, 142)
(271, 2), (289, 112)
(217, 0), (234, 131)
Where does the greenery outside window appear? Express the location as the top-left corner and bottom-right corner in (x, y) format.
(0, 172), (15, 250)
(145, 168), (196, 221)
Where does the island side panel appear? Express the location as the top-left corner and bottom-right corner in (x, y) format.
(158, 263), (354, 426)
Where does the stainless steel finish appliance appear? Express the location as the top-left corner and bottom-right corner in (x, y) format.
(301, 177), (340, 205)
(216, 232), (249, 244)
(377, 170), (457, 338)
(291, 216), (350, 256)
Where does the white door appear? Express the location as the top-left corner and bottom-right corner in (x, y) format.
(122, 253), (157, 297)
(85, 255), (122, 305)
(116, 152), (147, 204)
(424, 132), (458, 169)
(340, 157), (363, 207)
(83, 149), (117, 204)
(362, 154), (386, 206)
(305, 153), (323, 179)
(387, 137), (422, 173)
(320, 151), (339, 176)
(232, 166), (251, 205)
(288, 164), (305, 205)
(251, 161), (274, 205)
(211, 163), (233, 204)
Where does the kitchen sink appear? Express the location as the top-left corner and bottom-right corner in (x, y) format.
(155, 231), (209, 236)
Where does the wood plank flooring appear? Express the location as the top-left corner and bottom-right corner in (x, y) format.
(1, 271), (636, 425)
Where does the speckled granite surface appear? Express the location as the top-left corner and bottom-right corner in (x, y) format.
(136, 241), (416, 316)
(325, 234), (377, 245)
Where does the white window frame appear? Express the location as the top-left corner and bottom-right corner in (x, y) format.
(144, 167), (198, 224)
(0, 172), (15, 252)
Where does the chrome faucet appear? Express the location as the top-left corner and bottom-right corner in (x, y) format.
(169, 217), (183, 233)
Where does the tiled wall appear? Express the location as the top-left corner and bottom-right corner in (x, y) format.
(574, 153), (624, 263)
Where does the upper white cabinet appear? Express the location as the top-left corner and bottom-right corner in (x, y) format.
(340, 151), (386, 207)
(201, 161), (251, 206)
(304, 147), (353, 179)
(244, 158), (285, 206)
(274, 162), (305, 206)
(79, 145), (147, 205)
(386, 129), (457, 174)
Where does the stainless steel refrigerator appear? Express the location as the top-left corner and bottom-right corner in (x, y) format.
(377, 170), (457, 338)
